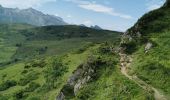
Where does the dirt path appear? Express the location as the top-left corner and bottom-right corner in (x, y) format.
(119, 53), (167, 100)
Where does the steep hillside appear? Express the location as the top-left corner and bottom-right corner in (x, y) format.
(0, 42), (154, 100)
(121, 0), (170, 99)
(0, 5), (67, 26)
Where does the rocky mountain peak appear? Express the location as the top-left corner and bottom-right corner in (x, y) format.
(0, 6), (67, 26)
(90, 25), (102, 30)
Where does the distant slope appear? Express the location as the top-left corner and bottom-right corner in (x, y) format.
(0, 24), (121, 66)
(0, 5), (67, 26)
(121, 0), (170, 98)
(0, 23), (34, 65)
(21, 25), (120, 40)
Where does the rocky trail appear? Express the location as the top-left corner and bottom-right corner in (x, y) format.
(119, 53), (167, 100)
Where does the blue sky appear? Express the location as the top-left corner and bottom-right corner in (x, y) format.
(0, 0), (166, 31)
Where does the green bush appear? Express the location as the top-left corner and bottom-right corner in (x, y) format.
(121, 40), (138, 54)
(0, 95), (8, 100)
(62, 84), (75, 99)
(0, 80), (17, 91)
(42, 58), (68, 91)
(76, 86), (95, 100)
(98, 43), (111, 54)
(45, 58), (68, 81)
(13, 90), (25, 100)
(18, 72), (38, 86)
(25, 82), (40, 92)
(31, 60), (46, 68)
(21, 70), (28, 74)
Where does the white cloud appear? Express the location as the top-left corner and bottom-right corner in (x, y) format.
(146, 0), (165, 11)
(67, 14), (72, 18)
(64, 0), (132, 19)
(0, 0), (56, 9)
(55, 13), (59, 16)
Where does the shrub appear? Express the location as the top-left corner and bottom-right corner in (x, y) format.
(18, 72), (38, 86)
(13, 90), (25, 100)
(0, 80), (17, 91)
(25, 82), (40, 92)
(31, 60), (46, 68)
(76, 85), (95, 100)
(62, 84), (75, 99)
(24, 64), (31, 69)
(21, 70), (28, 74)
(43, 58), (68, 90)
(0, 95), (8, 100)
(121, 40), (138, 54)
(16, 43), (22, 47)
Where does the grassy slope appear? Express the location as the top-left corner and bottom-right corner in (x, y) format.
(125, 0), (170, 98)
(0, 45), (94, 100)
(130, 29), (170, 97)
(73, 43), (153, 100)
(0, 24), (120, 68)
(1, 43), (148, 100)
(0, 24), (124, 100)
(0, 36), (152, 100)
(0, 23), (34, 64)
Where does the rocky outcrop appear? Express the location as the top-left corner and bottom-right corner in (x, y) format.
(56, 57), (105, 100)
(145, 42), (153, 53)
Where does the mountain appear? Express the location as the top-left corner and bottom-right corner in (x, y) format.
(0, 5), (67, 26)
(120, 0), (170, 99)
(90, 25), (102, 30)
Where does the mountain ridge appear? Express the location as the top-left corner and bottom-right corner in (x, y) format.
(0, 5), (67, 26)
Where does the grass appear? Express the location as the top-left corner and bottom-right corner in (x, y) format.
(129, 29), (170, 97)
(0, 24), (120, 66)
(0, 23), (33, 65)
(0, 44), (96, 100)
(73, 43), (154, 100)
(0, 20), (158, 100)
(123, 1), (170, 98)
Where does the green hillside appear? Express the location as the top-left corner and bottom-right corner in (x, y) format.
(0, 23), (125, 99)
(0, 23), (153, 100)
(0, 23), (34, 66)
(0, 24), (120, 66)
(0, 0), (170, 100)
(121, 0), (170, 99)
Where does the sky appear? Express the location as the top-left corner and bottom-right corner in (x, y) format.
(0, 0), (166, 31)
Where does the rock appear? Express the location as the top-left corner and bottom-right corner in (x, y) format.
(56, 92), (65, 100)
(137, 31), (142, 38)
(56, 57), (100, 99)
(145, 42), (153, 53)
